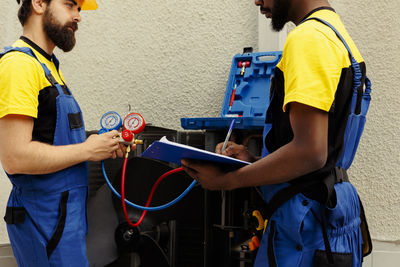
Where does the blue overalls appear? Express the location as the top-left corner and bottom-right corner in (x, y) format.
(254, 18), (372, 267)
(1, 47), (89, 267)
(253, 182), (363, 267)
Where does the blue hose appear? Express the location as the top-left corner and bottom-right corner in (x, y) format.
(101, 161), (197, 211)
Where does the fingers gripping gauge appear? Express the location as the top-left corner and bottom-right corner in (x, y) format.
(100, 111), (122, 133)
(123, 113), (145, 134)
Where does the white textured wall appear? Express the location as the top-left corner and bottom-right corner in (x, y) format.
(63, 1), (259, 131)
(0, 0), (399, 250)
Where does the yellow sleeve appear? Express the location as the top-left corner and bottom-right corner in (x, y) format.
(280, 27), (344, 112)
(0, 52), (41, 119)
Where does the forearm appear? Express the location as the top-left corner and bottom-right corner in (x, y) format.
(182, 103), (329, 191)
(4, 140), (90, 175)
(228, 140), (326, 189)
(0, 115), (121, 175)
(227, 103), (329, 189)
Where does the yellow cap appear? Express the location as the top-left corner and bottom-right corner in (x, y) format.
(80, 0), (98, 10)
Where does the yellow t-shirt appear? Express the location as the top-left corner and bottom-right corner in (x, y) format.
(265, 8), (367, 160)
(277, 9), (364, 112)
(0, 38), (66, 119)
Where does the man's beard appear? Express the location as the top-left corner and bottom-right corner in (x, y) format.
(271, 0), (291, 32)
(43, 8), (78, 52)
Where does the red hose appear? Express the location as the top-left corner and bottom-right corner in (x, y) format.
(121, 156), (183, 227)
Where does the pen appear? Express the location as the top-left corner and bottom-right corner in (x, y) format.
(221, 119), (235, 153)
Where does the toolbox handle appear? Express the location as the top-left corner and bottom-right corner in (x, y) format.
(253, 51), (282, 65)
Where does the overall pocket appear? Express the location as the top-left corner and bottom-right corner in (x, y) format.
(314, 249), (353, 267)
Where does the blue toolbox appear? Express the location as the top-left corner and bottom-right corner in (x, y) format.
(181, 48), (282, 130)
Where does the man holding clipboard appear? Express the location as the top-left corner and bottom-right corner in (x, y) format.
(181, 0), (371, 266)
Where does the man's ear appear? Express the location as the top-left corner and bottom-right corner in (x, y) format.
(31, 0), (48, 15)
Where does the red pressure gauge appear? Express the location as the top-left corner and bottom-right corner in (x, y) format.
(123, 112), (145, 134)
(121, 129), (134, 142)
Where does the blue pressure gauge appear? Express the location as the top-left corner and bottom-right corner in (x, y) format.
(100, 111), (122, 132)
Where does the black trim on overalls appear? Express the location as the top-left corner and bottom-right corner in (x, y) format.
(41, 64), (70, 96)
(4, 207), (26, 224)
(359, 198), (373, 257)
(264, 167), (349, 221)
(321, 209), (334, 264)
(68, 113), (84, 129)
(267, 220), (278, 267)
(46, 191), (69, 259)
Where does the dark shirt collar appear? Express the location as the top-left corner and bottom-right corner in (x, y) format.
(19, 36), (53, 62)
(300, 6), (336, 24)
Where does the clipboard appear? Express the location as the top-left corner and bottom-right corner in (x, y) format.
(141, 136), (250, 169)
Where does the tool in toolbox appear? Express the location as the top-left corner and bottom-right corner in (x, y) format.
(238, 61), (251, 76)
(181, 47), (282, 130)
(228, 84), (237, 112)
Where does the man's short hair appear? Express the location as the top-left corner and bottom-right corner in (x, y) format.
(16, 0), (51, 26)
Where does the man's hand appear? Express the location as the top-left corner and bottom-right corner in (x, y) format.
(181, 159), (237, 190)
(180, 141), (256, 190)
(84, 130), (120, 161)
(85, 131), (137, 161)
(215, 141), (257, 163)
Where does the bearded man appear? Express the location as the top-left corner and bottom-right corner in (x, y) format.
(0, 0), (128, 266)
(181, 0), (371, 266)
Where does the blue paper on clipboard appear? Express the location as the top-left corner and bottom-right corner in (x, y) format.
(142, 136), (250, 169)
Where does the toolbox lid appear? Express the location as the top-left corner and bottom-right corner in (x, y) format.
(181, 50), (282, 130)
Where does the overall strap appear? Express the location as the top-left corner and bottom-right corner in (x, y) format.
(304, 17), (364, 114)
(1, 46), (65, 95)
(50, 53), (71, 95)
(305, 18), (372, 169)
